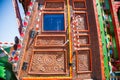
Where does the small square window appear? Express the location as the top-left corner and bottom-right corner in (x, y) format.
(43, 14), (65, 31)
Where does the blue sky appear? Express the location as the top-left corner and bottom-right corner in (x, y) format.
(0, 0), (24, 43)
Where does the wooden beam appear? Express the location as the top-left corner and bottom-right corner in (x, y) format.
(67, 0), (73, 78)
(12, 0), (23, 34)
(93, 0), (105, 79)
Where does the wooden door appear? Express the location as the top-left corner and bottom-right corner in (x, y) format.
(71, 0), (102, 79)
(19, 0), (103, 80)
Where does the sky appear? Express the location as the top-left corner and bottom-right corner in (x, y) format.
(0, 0), (24, 44)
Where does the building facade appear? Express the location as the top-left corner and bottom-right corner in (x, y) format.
(13, 0), (120, 80)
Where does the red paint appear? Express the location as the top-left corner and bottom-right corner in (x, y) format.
(26, 11), (31, 16)
(29, 2), (33, 6)
(14, 56), (19, 61)
(109, 0), (120, 59)
(17, 44), (22, 49)
(20, 32), (24, 37)
(23, 21), (28, 26)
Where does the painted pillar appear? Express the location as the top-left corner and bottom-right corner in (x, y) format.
(67, 0), (72, 78)
(12, 0), (23, 34)
(96, 0), (110, 79)
(109, 0), (120, 59)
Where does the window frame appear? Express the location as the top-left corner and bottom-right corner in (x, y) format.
(41, 12), (66, 33)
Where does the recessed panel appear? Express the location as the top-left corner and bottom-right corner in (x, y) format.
(76, 49), (92, 73)
(73, 0), (87, 10)
(35, 35), (65, 47)
(28, 50), (67, 75)
(72, 12), (89, 32)
(77, 34), (90, 46)
(45, 2), (64, 9)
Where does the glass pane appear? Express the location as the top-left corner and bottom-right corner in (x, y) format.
(43, 14), (64, 31)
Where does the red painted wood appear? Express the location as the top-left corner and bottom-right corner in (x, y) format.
(109, 0), (120, 59)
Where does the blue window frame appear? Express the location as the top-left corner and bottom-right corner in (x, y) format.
(43, 14), (64, 31)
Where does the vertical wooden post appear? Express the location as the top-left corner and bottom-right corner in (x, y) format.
(67, 0), (72, 78)
(93, 0), (105, 79)
(12, 0), (23, 34)
(109, 0), (120, 59)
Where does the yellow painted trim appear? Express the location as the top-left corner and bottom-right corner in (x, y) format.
(67, 0), (73, 78)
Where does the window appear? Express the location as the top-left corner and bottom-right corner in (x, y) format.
(43, 14), (64, 31)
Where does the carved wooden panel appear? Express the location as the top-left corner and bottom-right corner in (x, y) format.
(44, 1), (64, 10)
(76, 49), (92, 73)
(35, 35), (66, 47)
(73, 34), (90, 49)
(76, 34), (90, 47)
(28, 50), (67, 75)
(72, 12), (89, 32)
(77, 73), (91, 79)
(73, 0), (87, 10)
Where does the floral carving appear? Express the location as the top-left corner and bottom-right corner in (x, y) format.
(29, 51), (66, 74)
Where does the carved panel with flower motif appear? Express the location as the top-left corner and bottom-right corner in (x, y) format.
(28, 50), (67, 74)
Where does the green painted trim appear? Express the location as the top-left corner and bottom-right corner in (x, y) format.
(96, 0), (110, 79)
(0, 66), (6, 79)
(0, 61), (17, 80)
(109, 15), (118, 59)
